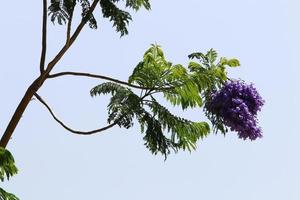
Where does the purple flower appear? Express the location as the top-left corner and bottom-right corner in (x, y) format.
(207, 80), (265, 140)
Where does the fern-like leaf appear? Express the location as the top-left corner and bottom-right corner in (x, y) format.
(91, 82), (142, 128)
(141, 113), (179, 159)
(0, 148), (18, 182)
(0, 148), (18, 200)
(147, 99), (210, 151)
(100, 0), (132, 36)
(48, 0), (69, 25)
(163, 79), (202, 109)
(129, 45), (178, 89)
(123, 0), (151, 10)
(0, 188), (19, 200)
(90, 82), (209, 158)
(48, 0), (97, 28)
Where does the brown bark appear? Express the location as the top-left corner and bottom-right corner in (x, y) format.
(0, 77), (43, 148)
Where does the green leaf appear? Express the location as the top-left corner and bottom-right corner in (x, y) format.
(128, 45), (170, 88)
(188, 52), (207, 61)
(48, 0), (69, 25)
(163, 79), (203, 109)
(142, 114), (179, 159)
(125, 0), (151, 10)
(147, 99), (210, 152)
(90, 81), (128, 97)
(227, 58), (240, 67)
(0, 148), (18, 200)
(91, 82), (140, 128)
(99, 0), (151, 35)
(48, 0), (151, 33)
(48, 0), (98, 28)
(206, 49), (218, 63)
(100, 0), (132, 36)
(219, 57), (240, 67)
(0, 188), (19, 200)
(188, 61), (202, 72)
(0, 148), (18, 182)
(188, 49), (218, 68)
(91, 81), (210, 159)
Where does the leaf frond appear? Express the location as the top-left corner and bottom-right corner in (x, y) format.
(147, 99), (210, 151)
(0, 187), (19, 200)
(100, 0), (132, 36)
(48, 0), (97, 28)
(0, 148), (18, 182)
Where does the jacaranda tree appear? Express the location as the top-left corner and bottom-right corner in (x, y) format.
(0, 0), (264, 199)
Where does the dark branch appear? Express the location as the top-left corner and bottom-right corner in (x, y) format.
(48, 71), (149, 89)
(34, 92), (118, 135)
(48, 71), (174, 90)
(39, 0), (47, 74)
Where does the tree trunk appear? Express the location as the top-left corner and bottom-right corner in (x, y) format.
(0, 76), (42, 148)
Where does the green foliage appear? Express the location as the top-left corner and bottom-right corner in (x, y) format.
(0, 188), (19, 200)
(0, 148), (18, 182)
(90, 82), (209, 158)
(128, 44), (173, 88)
(48, 0), (68, 25)
(91, 82), (142, 128)
(48, 0), (97, 28)
(100, 0), (132, 36)
(188, 48), (240, 90)
(91, 45), (239, 158)
(219, 57), (240, 67)
(163, 78), (202, 109)
(124, 0), (151, 10)
(48, 0), (151, 35)
(0, 148), (19, 200)
(147, 99), (210, 152)
(129, 45), (203, 109)
(100, 0), (151, 35)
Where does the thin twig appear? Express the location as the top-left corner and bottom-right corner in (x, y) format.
(34, 92), (118, 135)
(39, 0), (47, 74)
(48, 71), (174, 90)
(141, 89), (153, 100)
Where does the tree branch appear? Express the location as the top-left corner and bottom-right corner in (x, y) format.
(39, 0), (47, 74)
(34, 93), (117, 135)
(0, 0), (100, 148)
(48, 71), (174, 90)
(66, 3), (75, 46)
(48, 71), (149, 89)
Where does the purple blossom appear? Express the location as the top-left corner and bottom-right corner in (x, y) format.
(207, 80), (265, 140)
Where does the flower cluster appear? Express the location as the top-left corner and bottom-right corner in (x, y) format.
(207, 80), (265, 140)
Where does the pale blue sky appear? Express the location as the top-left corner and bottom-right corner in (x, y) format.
(1, 0), (300, 199)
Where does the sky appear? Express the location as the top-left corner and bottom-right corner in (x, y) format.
(1, 0), (300, 199)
